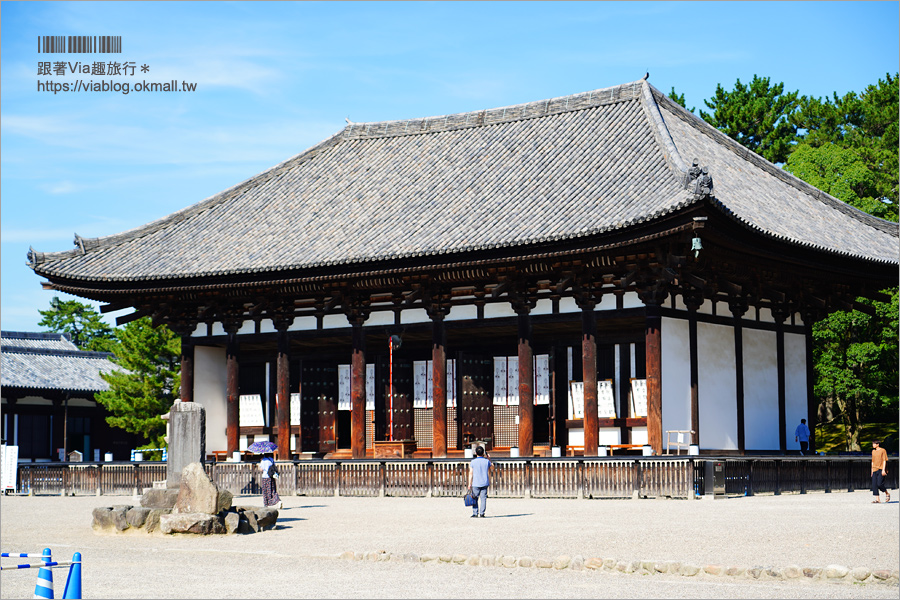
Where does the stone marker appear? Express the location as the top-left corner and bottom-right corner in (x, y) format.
(173, 462), (232, 515)
(165, 402), (205, 489)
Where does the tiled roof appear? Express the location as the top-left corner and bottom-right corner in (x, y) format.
(28, 80), (898, 283)
(1, 331), (118, 392)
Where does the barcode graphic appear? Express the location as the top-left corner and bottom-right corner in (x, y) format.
(38, 35), (121, 53)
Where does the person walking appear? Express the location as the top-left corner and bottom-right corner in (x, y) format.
(871, 440), (890, 503)
(795, 419), (811, 455)
(259, 452), (282, 509)
(467, 446), (492, 518)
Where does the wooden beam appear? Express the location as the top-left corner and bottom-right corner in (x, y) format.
(100, 301), (134, 314)
(116, 307), (152, 326)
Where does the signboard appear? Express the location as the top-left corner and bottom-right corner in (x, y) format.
(1, 445), (18, 492)
(239, 394), (265, 427)
(290, 393), (301, 425)
(413, 359), (457, 408)
(493, 355), (550, 406)
(338, 363), (376, 410)
(631, 378), (647, 417)
(568, 380), (616, 419)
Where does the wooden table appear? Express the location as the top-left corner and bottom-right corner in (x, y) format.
(373, 440), (418, 459)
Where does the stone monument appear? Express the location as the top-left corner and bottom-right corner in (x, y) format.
(163, 401), (205, 489)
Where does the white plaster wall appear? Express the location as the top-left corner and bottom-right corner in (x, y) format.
(445, 305), (477, 322)
(742, 328), (779, 451)
(597, 294), (616, 311)
(568, 429), (584, 446)
(259, 318), (276, 334)
(194, 345), (227, 453)
(598, 427), (621, 446)
(661, 317), (692, 436)
(322, 314), (350, 329)
(237, 320), (254, 335)
(288, 316), (317, 332)
(715, 301), (730, 317)
(785, 332), (809, 452)
(558, 297), (578, 314)
(698, 299), (713, 315)
(631, 426), (648, 445)
(697, 321), (738, 450)
(400, 308), (429, 324)
(210, 322), (225, 336)
(758, 307), (775, 323)
(484, 303), (517, 319)
(366, 311), (395, 327)
(529, 298), (552, 316)
(622, 291), (642, 309)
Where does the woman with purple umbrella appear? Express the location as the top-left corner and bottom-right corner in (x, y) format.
(248, 441), (282, 509)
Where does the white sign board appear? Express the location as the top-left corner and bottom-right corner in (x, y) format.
(1, 445), (18, 492)
(493, 355), (550, 406)
(239, 394), (265, 427)
(569, 380), (616, 419)
(568, 381), (584, 419)
(631, 378), (648, 417)
(290, 393), (301, 425)
(338, 363), (376, 411)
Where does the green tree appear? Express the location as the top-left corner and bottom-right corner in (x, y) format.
(38, 296), (116, 352)
(700, 75), (800, 163)
(94, 318), (181, 454)
(812, 290), (899, 451)
(667, 87), (694, 113)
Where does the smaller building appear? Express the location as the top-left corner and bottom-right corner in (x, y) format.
(1, 331), (139, 461)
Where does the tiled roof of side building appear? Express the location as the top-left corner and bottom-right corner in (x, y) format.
(27, 80), (899, 283)
(1, 331), (77, 352)
(1, 332), (118, 392)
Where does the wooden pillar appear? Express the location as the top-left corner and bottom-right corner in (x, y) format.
(276, 328), (291, 460)
(180, 338), (194, 403)
(225, 332), (240, 455)
(730, 299), (747, 454)
(804, 317), (817, 452)
(350, 320), (367, 459)
(684, 293), (702, 446)
(581, 305), (599, 457)
(517, 307), (534, 457)
(431, 313), (447, 458)
(774, 306), (788, 454)
(645, 303), (663, 455)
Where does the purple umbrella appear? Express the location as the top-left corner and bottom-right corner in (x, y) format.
(247, 440), (278, 454)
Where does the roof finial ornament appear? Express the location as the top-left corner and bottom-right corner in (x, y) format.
(345, 117), (353, 124)
(643, 71), (649, 80)
(74, 234), (86, 255)
(684, 159), (714, 198)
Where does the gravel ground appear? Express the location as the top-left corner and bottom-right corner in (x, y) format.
(1, 491), (897, 599)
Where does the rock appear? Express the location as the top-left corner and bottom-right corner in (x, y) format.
(518, 556), (533, 568)
(535, 559), (553, 568)
(254, 508), (278, 530)
(501, 556), (517, 568)
(704, 564), (722, 576)
(584, 557), (604, 570)
(803, 567), (822, 579)
(872, 569), (892, 580)
(765, 567), (783, 580)
(420, 554), (438, 563)
(746, 566), (763, 579)
(365, 551), (379, 561)
(160, 512), (226, 535)
(641, 560), (656, 573)
(451, 554), (467, 564)
(174, 462), (233, 515)
(616, 561), (634, 574)
(725, 566), (745, 577)
(465, 555), (479, 566)
(783, 565), (802, 579)
(112, 505), (131, 531)
(140, 488), (179, 509)
(666, 561), (682, 574)
(145, 509), (170, 533)
(480, 555), (495, 567)
(851, 567), (871, 581)
(439, 555), (452, 563)
(654, 561), (668, 574)
(824, 564), (849, 579)
(125, 507), (151, 529)
(224, 512), (241, 534)
(680, 564), (700, 577)
(554, 555), (571, 570)
(602, 558), (616, 570)
(92, 507), (115, 530)
(244, 511), (259, 533)
(571, 556), (584, 571)
(377, 552), (390, 562)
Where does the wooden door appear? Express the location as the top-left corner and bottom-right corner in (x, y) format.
(458, 353), (494, 449)
(300, 361), (337, 453)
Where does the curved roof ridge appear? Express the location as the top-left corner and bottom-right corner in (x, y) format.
(342, 80), (647, 140)
(650, 86), (898, 238)
(638, 80), (690, 180)
(28, 129), (349, 267)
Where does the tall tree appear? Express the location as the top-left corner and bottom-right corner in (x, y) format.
(700, 75), (800, 164)
(667, 87), (694, 113)
(38, 296), (116, 352)
(94, 318), (181, 454)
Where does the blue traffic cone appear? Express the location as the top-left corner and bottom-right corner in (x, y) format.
(62, 553), (81, 600)
(33, 548), (53, 599)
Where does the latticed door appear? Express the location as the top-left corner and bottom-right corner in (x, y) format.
(300, 361), (337, 453)
(458, 353), (494, 449)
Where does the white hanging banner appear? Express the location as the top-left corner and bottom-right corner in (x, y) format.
(598, 379), (616, 418)
(447, 359), (457, 408)
(338, 363), (375, 410)
(631, 378), (647, 417)
(568, 381), (584, 419)
(413, 360), (431, 408)
(290, 393), (301, 425)
(534, 354), (550, 405)
(239, 394), (265, 427)
(492, 357), (507, 405)
(366, 363), (375, 411)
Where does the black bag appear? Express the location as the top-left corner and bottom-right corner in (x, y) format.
(266, 462), (279, 479)
(464, 488), (477, 507)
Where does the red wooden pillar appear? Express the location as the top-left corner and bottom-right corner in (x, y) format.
(645, 304), (662, 455)
(180, 338), (194, 403)
(517, 307), (534, 457)
(581, 306), (599, 457)
(276, 328), (291, 460)
(350, 320), (367, 459)
(226, 333), (240, 455)
(431, 313), (447, 458)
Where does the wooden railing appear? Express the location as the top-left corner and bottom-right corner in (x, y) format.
(9, 457), (896, 499)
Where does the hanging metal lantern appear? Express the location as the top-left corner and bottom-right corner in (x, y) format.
(691, 236), (703, 258)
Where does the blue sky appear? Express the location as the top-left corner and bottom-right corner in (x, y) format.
(2, 1), (898, 332)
